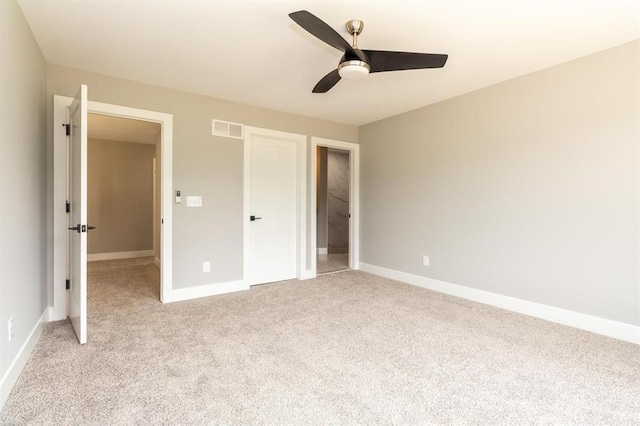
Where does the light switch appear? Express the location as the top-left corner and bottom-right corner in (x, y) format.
(186, 196), (203, 207)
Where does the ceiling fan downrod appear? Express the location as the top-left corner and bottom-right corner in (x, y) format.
(345, 19), (364, 48)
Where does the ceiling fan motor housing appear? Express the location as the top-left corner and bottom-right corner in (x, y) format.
(338, 51), (370, 80)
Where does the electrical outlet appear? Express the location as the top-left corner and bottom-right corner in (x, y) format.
(8, 317), (14, 342)
(203, 261), (211, 273)
(422, 255), (430, 266)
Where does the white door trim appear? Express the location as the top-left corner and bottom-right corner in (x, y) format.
(243, 126), (307, 285)
(52, 96), (174, 320)
(310, 137), (360, 277)
(152, 157), (158, 265)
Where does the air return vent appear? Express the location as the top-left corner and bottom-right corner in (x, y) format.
(212, 119), (244, 139)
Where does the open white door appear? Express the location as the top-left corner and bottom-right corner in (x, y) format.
(68, 85), (88, 344)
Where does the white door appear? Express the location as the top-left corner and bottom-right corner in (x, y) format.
(68, 85), (88, 344)
(248, 135), (298, 285)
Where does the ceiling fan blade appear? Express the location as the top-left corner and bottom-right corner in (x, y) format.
(363, 50), (448, 73)
(289, 10), (365, 61)
(313, 69), (341, 93)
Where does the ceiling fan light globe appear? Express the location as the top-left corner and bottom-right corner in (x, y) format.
(338, 60), (370, 80)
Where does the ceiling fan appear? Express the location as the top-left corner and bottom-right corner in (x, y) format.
(289, 10), (448, 93)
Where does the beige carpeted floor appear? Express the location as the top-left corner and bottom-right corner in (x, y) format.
(1, 258), (639, 424)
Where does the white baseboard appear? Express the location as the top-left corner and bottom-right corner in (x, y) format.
(164, 280), (248, 303)
(88, 250), (154, 262)
(359, 263), (640, 345)
(154, 257), (160, 268)
(317, 247), (328, 255)
(0, 309), (48, 410)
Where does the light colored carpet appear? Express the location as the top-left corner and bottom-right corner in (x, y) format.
(1, 258), (639, 425)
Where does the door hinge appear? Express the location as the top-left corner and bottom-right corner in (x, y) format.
(65, 200), (70, 213)
(65, 279), (70, 290)
(63, 123), (70, 136)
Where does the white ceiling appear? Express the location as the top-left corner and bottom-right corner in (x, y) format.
(88, 114), (160, 144)
(18, 0), (640, 126)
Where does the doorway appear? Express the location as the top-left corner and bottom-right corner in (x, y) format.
(86, 114), (160, 264)
(51, 94), (173, 325)
(316, 147), (350, 273)
(85, 114), (161, 302)
(310, 137), (360, 277)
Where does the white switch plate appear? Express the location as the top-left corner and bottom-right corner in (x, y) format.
(422, 255), (429, 266)
(186, 196), (203, 207)
(203, 261), (210, 273)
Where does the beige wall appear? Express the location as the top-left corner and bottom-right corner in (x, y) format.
(360, 41), (639, 325)
(88, 138), (155, 254)
(0, 0), (47, 391)
(47, 64), (358, 289)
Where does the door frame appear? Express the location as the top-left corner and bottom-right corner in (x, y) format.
(51, 95), (174, 320)
(152, 157), (158, 267)
(310, 137), (360, 277)
(243, 126), (307, 285)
